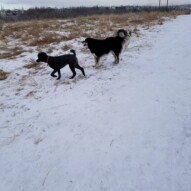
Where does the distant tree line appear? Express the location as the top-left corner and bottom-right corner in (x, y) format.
(16, 6), (179, 20)
(1, 5), (191, 22)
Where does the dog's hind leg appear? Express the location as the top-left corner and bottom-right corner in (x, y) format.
(75, 60), (85, 77)
(74, 59), (86, 76)
(51, 70), (57, 78)
(69, 65), (76, 79)
(76, 65), (85, 77)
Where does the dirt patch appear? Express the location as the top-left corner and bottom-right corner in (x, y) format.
(0, 69), (9, 80)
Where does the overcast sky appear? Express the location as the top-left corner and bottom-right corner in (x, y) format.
(1, 0), (191, 10)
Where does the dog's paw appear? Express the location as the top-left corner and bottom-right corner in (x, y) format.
(69, 76), (75, 79)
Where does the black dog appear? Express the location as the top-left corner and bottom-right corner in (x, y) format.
(36, 49), (85, 80)
(82, 29), (131, 67)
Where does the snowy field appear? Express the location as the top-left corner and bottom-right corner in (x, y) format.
(0, 14), (191, 191)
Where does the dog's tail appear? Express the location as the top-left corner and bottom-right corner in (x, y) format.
(70, 49), (76, 56)
(117, 29), (131, 38)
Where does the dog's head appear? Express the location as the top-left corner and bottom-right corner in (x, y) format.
(36, 52), (48, 63)
(82, 38), (90, 47)
(117, 29), (131, 38)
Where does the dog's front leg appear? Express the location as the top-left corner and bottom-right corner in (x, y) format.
(111, 51), (119, 64)
(114, 55), (119, 64)
(57, 69), (61, 80)
(94, 55), (100, 68)
(51, 70), (57, 78)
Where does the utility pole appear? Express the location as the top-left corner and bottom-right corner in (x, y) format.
(166, 0), (169, 11)
(159, 0), (161, 9)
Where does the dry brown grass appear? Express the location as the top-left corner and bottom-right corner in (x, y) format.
(25, 90), (37, 98)
(62, 44), (73, 51)
(0, 69), (9, 80)
(0, 20), (4, 31)
(0, 10), (189, 59)
(23, 59), (44, 70)
(0, 47), (24, 59)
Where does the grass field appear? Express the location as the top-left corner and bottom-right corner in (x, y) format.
(0, 10), (189, 61)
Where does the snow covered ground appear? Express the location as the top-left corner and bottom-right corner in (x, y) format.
(0, 15), (191, 191)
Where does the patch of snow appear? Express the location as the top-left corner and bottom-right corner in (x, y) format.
(0, 15), (191, 191)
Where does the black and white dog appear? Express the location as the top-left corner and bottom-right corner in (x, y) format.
(82, 29), (131, 67)
(36, 49), (85, 80)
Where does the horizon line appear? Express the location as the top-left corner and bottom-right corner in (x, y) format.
(1, 3), (191, 10)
